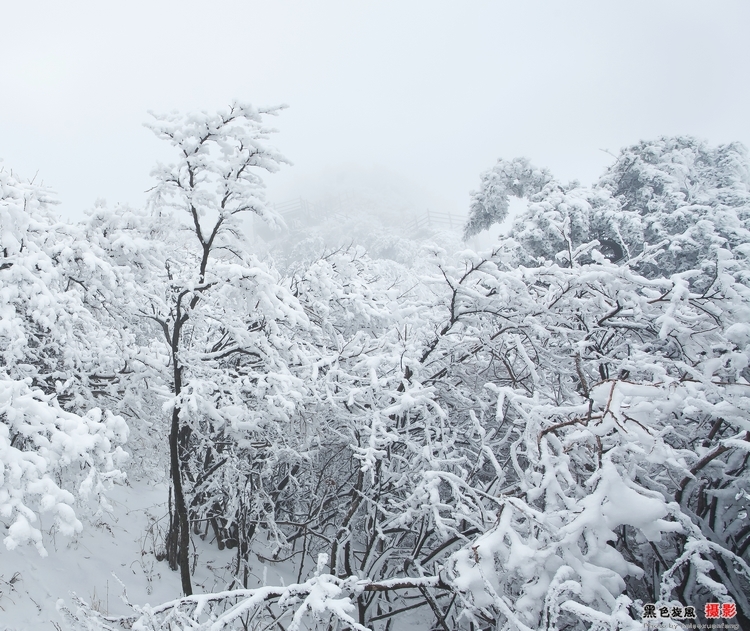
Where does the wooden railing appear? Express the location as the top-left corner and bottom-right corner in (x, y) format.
(267, 198), (466, 235)
(404, 209), (465, 233)
(271, 197), (350, 224)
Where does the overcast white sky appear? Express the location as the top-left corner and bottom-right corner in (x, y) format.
(2, 1), (749, 221)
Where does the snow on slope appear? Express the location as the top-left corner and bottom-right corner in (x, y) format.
(1, 480), (179, 630)
(1, 477), (300, 631)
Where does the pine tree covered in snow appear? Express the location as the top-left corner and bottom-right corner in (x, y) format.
(599, 136), (750, 277)
(465, 136), (750, 276)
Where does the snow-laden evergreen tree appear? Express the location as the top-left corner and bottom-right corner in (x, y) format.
(462, 157), (554, 241)
(598, 136), (750, 276)
(465, 136), (750, 276)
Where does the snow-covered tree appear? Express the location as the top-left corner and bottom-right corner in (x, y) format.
(0, 167), (129, 556)
(98, 102), (306, 597)
(44, 127), (750, 630)
(456, 141), (750, 627)
(599, 136), (750, 276)
(465, 137), (750, 276)
(437, 252), (750, 629)
(463, 157), (554, 241)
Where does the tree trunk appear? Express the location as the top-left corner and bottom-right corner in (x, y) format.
(168, 404), (192, 596)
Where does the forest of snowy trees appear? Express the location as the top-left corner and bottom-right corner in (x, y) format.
(1, 103), (749, 630)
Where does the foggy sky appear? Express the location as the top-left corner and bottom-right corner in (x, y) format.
(2, 1), (749, 222)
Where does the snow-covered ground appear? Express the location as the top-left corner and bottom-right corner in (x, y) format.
(1, 480), (174, 629)
(2, 480), (195, 630)
(1, 476), (307, 630)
